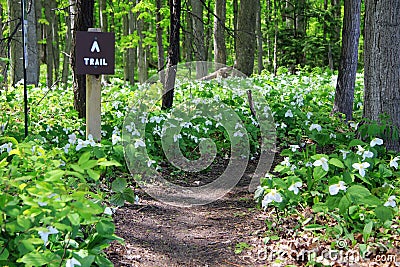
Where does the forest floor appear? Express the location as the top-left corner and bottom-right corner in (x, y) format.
(105, 159), (399, 267)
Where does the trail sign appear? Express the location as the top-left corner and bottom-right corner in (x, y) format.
(76, 31), (115, 75)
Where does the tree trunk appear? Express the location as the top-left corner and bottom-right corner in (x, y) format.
(123, 12), (130, 82)
(364, 0), (400, 151)
(26, 0), (39, 85)
(273, 0), (278, 76)
(214, 0), (226, 66)
(183, 2), (193, 63)
(0, 4), (6, 85)
(7, 0), (23, 86)
(53, 3), (60, 81)
(137, 1), (147, 84)
(256, 0), (263, 74)
(62, 3), (72, 89)
(191, 0), (207, 78)
(44, 0), (54, 87)
(233, 0), (238, 56)
(162, 0), (181, 110)
(128, 6), (136, 85)
(332, 0), (361, 121)
(71, 0), (94, 118)
(99, 0), (108, 32)
(236, 0), (258, 76)
(156, 0), (165, 86)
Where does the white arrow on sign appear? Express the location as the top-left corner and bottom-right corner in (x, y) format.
(91, 40), (100, 53)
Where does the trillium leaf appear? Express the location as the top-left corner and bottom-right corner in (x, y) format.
(375, 206), (393, 222)
(329, 158), (344, 168)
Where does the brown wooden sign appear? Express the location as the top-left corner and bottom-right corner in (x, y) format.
(76, 31), (115, 75)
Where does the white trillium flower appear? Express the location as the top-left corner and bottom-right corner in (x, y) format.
(339, 149), (350, 160)
(356, 145), (365, 155)
(350, 122), (359, 130)
(68, 133), (77, 145)
(262, 189), (283, 208)
(134, 139), (146, 148)
(285, 109), (294, 118)
(112, 134), (121, 145)
(288, 182), (302, 195)
(38, 226), (59, 245)
(352, 162), (370, 177)
(389, 156), (399, 169)
(306, 112), (313, 119)
(289, 145), (300, 152)
(313, 157), (329, 171)
(370, 138), (383, 147)
(329, 181), (347, 195)
(1, 142), (14, 154)
(66, 258), (81, 267)
(173, 134), (182, 142)
(384, 195), (396, 208)
(281, 157), (291, 167)
(233, 130), (244, 137)
(309, 124), (322, 132)
(362, 150), (374, 161)
(280, 122), (287, 129)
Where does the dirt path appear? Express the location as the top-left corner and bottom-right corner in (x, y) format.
(106, 185), (265, 266)
(105, 160), (400, 267)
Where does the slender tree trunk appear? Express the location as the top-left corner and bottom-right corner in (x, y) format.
(265, 0), (271, 66)
(44, 0), (54, 87)
(62, 7), (72, 88)
(156, 0), (165, 86)
(364, 0), (400, 151)
(26, 0), (39, 85)
(7, 0), (23, 86)
(233, 0), (238, 57)
(256, 0), (263, 74)
(137, 0), (147, 84)
(273, 0), (278, 75)
(332, 0), (361, 121)
(236, 0), (258, 76)
(162, 0), (181, 110)
(53, 4), (60, 81)
(128, 5), (136, 85)
(214, 0), (226, 66)
(99, 0), (108, 32)
(71, 0), (94, 118)
(183, 2), (193, 63)
(123, 12), (130, 82)
(191, 0), (207, 78)
(0, 4), (6, 85)
(99, 0), (109, 84)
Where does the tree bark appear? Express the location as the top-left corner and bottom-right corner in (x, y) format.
(122, 12), (130, 82)
(156, 0), (165, 86)
(128, 5), (136, 85)
(162, 0), (181, 110)
(26, 0), (39, 85)
(0, 4), (6, 85)
(332, 0), (361, 121)
(7, 0), (23, 86)
(61, 5), (72, 89)
(71, 0), (94, 118)
(214, 0), (226, 66)
(364, 0), (400, 151)
(233, 0), (238, 56)
(236, 0), (258, 76)
(256, 0), (263, 74)
(191, 0), (207, 78)
(137, 0), (148, 84)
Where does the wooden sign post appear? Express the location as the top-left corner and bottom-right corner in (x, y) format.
(76, 28), (115, 141)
